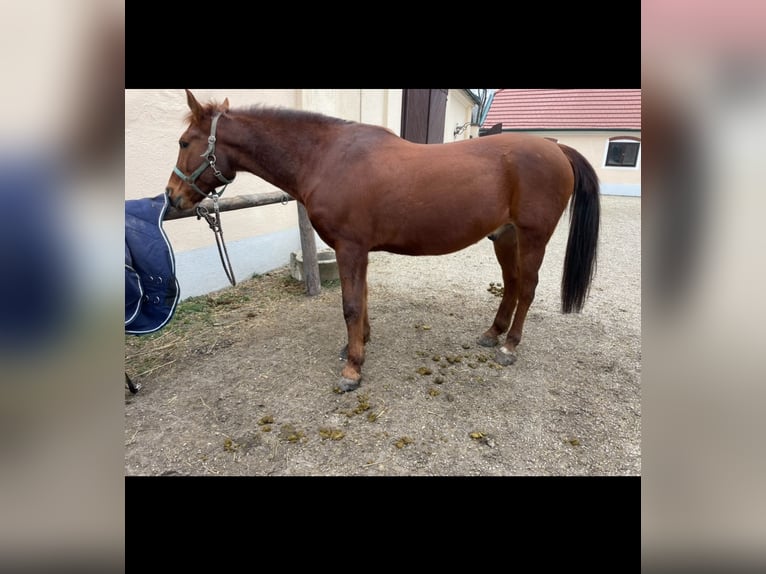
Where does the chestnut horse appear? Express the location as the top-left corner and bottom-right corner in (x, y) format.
(166, 90), (600, 392)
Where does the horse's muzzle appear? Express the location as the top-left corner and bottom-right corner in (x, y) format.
(164, 187), (180, 210)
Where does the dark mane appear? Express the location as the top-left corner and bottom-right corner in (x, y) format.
(187, 100), (382, 136)
(235, 104), (354, 127)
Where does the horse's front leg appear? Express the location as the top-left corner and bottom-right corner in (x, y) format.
(335, 245), (369, 392)
(338, 281), (370, 360)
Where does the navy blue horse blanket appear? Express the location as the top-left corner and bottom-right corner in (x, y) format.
(125, 194), (180, 335)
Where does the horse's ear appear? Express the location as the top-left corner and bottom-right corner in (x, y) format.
(222, 98), (230, 112)
(185, 89), (203, 121)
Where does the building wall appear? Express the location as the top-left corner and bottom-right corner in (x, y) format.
(445, 89), (478, 142)
(522, 130), (642, 196)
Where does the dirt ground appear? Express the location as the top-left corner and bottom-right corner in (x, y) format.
(125, 195), (641, 476)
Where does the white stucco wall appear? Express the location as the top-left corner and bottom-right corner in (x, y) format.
(523, 130), (642, 196)
(445, 89), (478, 142)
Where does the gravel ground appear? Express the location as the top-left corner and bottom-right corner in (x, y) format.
(125, 194), (640, 476)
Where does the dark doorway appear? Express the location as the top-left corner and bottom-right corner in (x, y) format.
(400, 89), (448, 144)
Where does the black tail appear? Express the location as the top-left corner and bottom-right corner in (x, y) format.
(558, 144), (600, 313)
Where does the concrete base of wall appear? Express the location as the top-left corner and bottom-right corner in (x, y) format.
(601, 183), (641, 197)
(174, 228), (302, 300)
(289, 249), (339, 282)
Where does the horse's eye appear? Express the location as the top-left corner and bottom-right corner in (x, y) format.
(179, 141), (189, 149)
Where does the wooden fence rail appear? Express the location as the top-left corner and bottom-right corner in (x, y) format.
(163, 191), (321, 295)
(163, 191), (294, 220)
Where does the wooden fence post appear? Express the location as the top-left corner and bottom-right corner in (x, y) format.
(297, 203), (321, 296)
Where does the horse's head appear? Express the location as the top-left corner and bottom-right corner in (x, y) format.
(165, 90), (237, 210)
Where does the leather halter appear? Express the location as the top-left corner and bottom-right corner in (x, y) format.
(171, 112), (237, 286)
(172, 112), (234, 199)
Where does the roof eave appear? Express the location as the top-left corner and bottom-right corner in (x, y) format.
(462, 89), (483, 105)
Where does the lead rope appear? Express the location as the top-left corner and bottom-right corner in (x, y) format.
(195, 192), (237, 286)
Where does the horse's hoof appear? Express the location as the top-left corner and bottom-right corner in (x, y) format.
(477, 334), (498, 347)
(494, 346), (517, 366)
(336, 377), (361, 393)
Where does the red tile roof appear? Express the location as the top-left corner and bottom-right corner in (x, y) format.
(482, 89), (641, 130)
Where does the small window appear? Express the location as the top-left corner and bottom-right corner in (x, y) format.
(606, 139), (640, 167)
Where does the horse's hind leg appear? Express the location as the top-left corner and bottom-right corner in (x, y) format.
(479, 224), (520, 348)
(494, 230), (548, 366)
